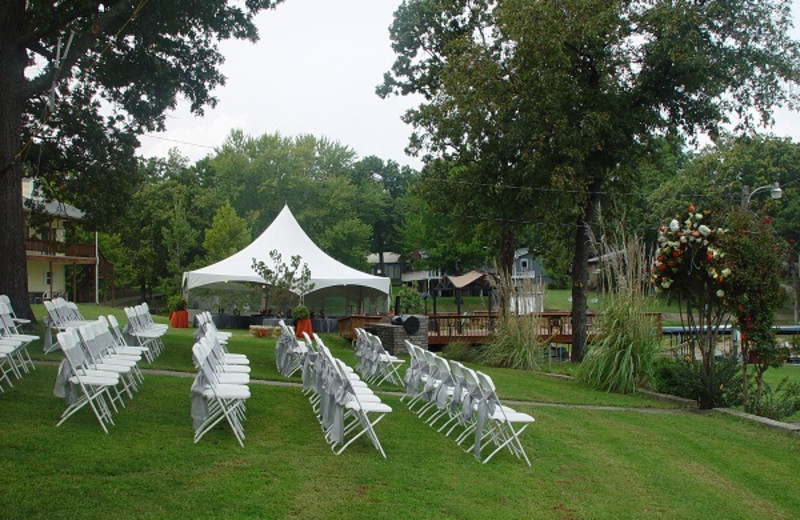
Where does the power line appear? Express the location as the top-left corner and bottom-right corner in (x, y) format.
(140, 134), (217, 150)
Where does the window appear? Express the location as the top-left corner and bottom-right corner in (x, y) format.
(43, 271), (52, 285)
(520, 259), (529, 270)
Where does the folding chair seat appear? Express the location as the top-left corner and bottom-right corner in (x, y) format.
(56, 329), (122, 433)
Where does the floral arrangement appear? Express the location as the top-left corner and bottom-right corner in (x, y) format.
(651, 204), (729, 299)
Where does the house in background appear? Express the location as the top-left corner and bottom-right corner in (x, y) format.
(367, 252), (405, 281)
(513, 248), (548, 282)
(23, 179), (114, 303)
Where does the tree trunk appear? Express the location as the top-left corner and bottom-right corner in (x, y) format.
(0, 4), (33, 320)
(571, 180), (601, 362)
(496, 227), (516, 316)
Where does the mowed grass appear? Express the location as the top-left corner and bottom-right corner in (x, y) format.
(1, 304), (797, 519)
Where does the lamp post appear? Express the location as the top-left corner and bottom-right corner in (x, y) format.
(742, 181), (782, 209)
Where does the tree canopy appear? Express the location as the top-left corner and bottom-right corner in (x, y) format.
(380, 0), (800, 359)
(1, 0), (283, 317)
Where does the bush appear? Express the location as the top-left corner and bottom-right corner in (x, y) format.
(747, 378), (800, 421)
(396, 285), (423, 314)
(441, 341), (480, 363)
(292, 305), (310, 320)
(652, 354), (743, 407)
(167, 294), (187, 312)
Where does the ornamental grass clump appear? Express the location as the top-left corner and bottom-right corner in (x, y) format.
(578, 233), (661, 393)
(479, 273), (549, 371)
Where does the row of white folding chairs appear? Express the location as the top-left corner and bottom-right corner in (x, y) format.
(285, 329), (391, 457)
(55, 321), (147, 433)
(275, 320), (308, 377)
(0, 300), (38, 392)
(0, 295), (30, 328)
(352, 328), (405, 386)
(191, 332), (250, 447)
(195, 311), (233, 344)
(123, 304), (166, 358)
(42, 297), (92, 353)
(402, 341), (534, 465)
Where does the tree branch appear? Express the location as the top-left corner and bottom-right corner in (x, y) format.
(23, 0), (138, 99)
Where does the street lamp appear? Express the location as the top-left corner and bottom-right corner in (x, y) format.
(743, 181), (782, 208)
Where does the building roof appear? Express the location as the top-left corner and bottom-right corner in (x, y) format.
(23, 197), (85, 220)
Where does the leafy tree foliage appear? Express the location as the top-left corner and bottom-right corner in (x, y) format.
(203, 202), (251, 264)
(1, 0), (283, 317)
(380, 0), (800, 359)
(723, 209), (787, 413)
(201, 130), (417, 271)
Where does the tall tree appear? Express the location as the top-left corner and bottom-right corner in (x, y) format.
(380, 0), (800, 360)
(0, 0), (282, 318)
(203, 201), (251, 264)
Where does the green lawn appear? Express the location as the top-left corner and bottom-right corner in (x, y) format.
(2, 304), (798, 519)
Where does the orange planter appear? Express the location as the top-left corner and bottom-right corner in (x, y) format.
(169, 310), (189, 328)
(295, 318), (313, 338)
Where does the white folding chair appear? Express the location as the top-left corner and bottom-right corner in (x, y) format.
(471, 371), (534, 466)
(102, 315), (154, 364)
(0, 295), (30, 328)
(56, 329), (121, 433)
(77, 323), (139, 400)
(191, 343), (250, 447)
(0, 302), (37, 374)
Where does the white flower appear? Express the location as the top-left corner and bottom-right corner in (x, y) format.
(698, 224), (711, 237)
(721, 268), (731, 277)
(661, 279), (672, 289)
(695, 213), (703, 220)
(669, 219), (679, 232)
(716, 289), (725, 298)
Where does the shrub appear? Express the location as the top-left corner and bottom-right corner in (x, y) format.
(442, 341), (480, 363)
(396, 285), (423, 314)
(292, 305), (310, 320)
(167, 294), (187, 312)
(652, 354), (743, 407)
(747, 378), (800, 421)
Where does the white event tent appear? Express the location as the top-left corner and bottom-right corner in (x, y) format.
(182, 205), (391, 314)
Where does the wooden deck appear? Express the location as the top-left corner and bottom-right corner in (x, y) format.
(340, 312), (662, 346)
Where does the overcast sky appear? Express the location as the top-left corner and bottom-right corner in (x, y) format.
(137, 0), (800, 171)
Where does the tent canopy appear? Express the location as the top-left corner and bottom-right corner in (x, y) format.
(182, 205), (391, 299)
